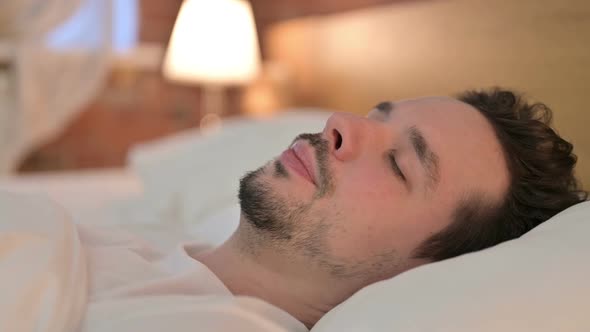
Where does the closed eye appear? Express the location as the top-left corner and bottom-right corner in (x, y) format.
(388, 150), (406, 182)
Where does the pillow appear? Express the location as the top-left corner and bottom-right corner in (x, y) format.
(128, 110), (331, 225)
(184, 203), (240, 247)
(312, 201), (590, 332)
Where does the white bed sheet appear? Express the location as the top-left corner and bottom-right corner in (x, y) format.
(0, 168), (142, 222)
(0, 168), (202, 251)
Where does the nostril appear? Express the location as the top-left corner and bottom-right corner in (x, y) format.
(333, 129), (343, 150)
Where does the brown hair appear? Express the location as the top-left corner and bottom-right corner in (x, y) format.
(413, 88), (588, 262)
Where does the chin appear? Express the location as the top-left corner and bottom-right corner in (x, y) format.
(239, 162), (319, 241)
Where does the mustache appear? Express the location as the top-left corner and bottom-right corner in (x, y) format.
(290, 133), (334, 198)
(291, 133), (327, 149)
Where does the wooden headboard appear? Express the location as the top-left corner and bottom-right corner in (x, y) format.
(265, 0), (590, 187)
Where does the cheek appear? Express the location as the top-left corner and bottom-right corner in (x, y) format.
(323, 178), (454, 261)
(323, 174), (412, 259)
(336, 172), (401, 219)
(339, 164), (404, 199)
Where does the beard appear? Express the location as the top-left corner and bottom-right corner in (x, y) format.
(237, 165), (301, 240)
(238, 133), (332, 240)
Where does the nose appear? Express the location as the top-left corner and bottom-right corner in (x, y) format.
(323, 112), (372, 161)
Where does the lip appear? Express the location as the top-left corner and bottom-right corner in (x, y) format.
(280, 142), (317, 186)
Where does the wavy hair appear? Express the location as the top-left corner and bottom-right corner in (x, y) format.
(413, 88), (588, 262)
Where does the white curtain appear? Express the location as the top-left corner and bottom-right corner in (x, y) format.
(0, 0), (111, 173)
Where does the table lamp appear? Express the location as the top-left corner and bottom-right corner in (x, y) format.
(162, 0), (260, 125)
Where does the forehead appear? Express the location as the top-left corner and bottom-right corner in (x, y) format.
(374, 97), (481, 124)
(390, 97), (496, 147)
(374, 96), (509, 201)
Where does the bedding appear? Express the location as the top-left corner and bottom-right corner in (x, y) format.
(0, 192), (87, 332)
(1, 110), (589, 331)
(2, 193), (588, 332)
(0, 168), (198, 251)
(0, 191), (306, 332)
(0, 168), (143, 225)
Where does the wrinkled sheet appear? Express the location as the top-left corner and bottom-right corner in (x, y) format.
(0, 191), (307, 332)
(0, 191), (87, 332)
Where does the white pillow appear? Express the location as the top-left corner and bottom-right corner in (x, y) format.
(128, 110), (331, 225)
(185, 203), (240, 247)
(312, 201), (590, 332)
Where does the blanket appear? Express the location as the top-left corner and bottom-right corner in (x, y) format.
(0, 191), (87, 332)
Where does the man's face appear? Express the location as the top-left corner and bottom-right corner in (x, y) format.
(239, 97), (509, 282)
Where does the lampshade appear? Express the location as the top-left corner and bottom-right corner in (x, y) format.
(162, 0), (261, 85)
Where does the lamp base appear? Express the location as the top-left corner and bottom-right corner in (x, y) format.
(201, 85), (225, 116)
(200, 85), (225, 131)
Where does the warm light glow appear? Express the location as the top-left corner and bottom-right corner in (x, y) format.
(162, 0), (261, 85)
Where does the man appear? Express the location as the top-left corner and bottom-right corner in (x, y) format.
(197, 88), (587, 328)
(1, 88), (586, 332)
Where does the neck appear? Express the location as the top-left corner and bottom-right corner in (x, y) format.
(195, 223), (360, 328)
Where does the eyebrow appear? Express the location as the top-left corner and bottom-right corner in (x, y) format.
(374, 101), (394, 116)
(407, 126), (440, 191)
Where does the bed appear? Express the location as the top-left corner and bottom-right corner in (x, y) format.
(2, 0), (590, 330)
(0, 168), (142, 223)
(1, 108), (589, 332)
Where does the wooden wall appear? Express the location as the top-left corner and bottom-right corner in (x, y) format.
(266, 0), (590, 186)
